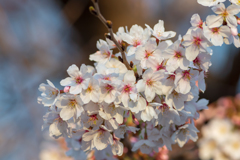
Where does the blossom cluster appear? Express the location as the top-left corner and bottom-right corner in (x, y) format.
(199, 118), (240, 160)
(38, 1), (240, 159)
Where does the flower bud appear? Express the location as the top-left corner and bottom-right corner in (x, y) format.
(121, 42), (126, 51)
(106, 20), (112, 28)
(118, 56), (123, 63)
(64, 86), (70, 93)
(104, 33), (112, 40)
(130, 61), (134, 68)
(231, 27), (238, 36)
(89, 6), (97, 16)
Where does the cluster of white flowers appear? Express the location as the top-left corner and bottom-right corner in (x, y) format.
(199, 118), (240, 160)
(38, 1), (240, 159)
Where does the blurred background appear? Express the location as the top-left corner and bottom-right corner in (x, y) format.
(0, 0), (239, 160)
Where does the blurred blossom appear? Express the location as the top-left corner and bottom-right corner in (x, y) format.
(39, 136), (72, 160)
(199, 118), (240, 160)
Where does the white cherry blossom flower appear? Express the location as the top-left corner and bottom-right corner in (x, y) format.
(148, 58), (166, 71)
(60, 64), (91, 94)
(203, 24), (231, 46)
(197, 0), (226, 7)
(182, 29), (210, 61)
(206, 3), (240, 28)
(105, 58), (128, 75)
(102, 102), (124, 124)
(141, 102), (159, 122)
(42, 110), (70, 138)
(174, 69), (198, 94)
(38, 79), (60, 107)
(121, 24), (151, 55)
(171, 122), (199, 147)
(135, 38), (161, 69)
(162, 40), (190, 72)
(165, 89), (194, 111)
(111, 138), (124, 156)
(82, 125), (113, 151)
(80, 78), (100, 104)
(145, 20), (176, 40)
(90, 39), (113, 64)
(81, 112), (103, 130)
(192, 52), (212, 72)
(99, 81), (120, 104)
(99, 110), (119, 130)
(119, 70), (138, 108)
(190, 14), (203, 30)
(224, 27), (240, 47)
(58, 94), (84, 121)
(127, 96), (147, 113)
(136, 69), (164, 102)
(156, 102), (180, 126)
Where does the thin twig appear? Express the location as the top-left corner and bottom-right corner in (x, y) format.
(91, 0), (132, 70)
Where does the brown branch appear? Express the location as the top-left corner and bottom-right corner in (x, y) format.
(90, 0), (132, 70)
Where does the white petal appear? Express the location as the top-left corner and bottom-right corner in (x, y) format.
(185, 44), (200, 61)
(60, 107), (75, 120)
(206, 15), (223, 28)
(136, 80), (146, 92)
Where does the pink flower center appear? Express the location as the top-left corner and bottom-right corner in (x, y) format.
(76, 77), (83, 84)
(193, 57), (201, 66)
(167, 74), (175, 80)
(193, 37), (202, 46)
(144, 51), (152, 59)
(123, 84), (132, 93)
(221, 10), (228, 18)
(104, 76), (110, 81)
(103, 51), (111, 58)
(68, 100), (77, 108)
(183, 70), (191, 80)
(211, 27), (219, 34)
(159, 103), (169, 112)
(156, 61), (165, 71)
(89, 114), (98, 121)
(172, 90), (179, 98)
(174, 51), (182, 59)
(105, 84), (114, 92)
(133, 40), (141, 47)
(198, 20), (203, 29)
(146, 79), (153, 86)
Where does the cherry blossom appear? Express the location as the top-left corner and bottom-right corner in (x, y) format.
(60, 64), (91, 94)
(145, 20), (176, 40)
(38, 79), (60, 107)
(206, 3), (240, 28)
(197, 0), (226, 7)
(90, 39), (113, 64)
(182, 28), (210, 61)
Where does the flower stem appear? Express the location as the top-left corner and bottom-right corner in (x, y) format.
(90, 0), (132, 70)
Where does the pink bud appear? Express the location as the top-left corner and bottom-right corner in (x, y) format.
(231, 27), (238, 36)
(130, 137), (138, 143)
(133, 118), (139, 125)
(64, 86), (70, 93)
